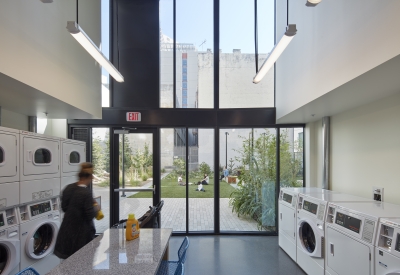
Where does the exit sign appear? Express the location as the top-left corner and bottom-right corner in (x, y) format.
(126, 112), (141, 122)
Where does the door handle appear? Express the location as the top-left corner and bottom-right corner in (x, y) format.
(280, 213), (282, 220)
(27, 151), (32, 162)
(330, 243), (334, 256)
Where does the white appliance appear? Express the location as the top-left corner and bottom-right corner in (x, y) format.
(375, 218), (400, 275)
(60, 138), (86, 191)
(296, 193), (374, 275)
(18, 198), (61, 274)
(0, 127), (19, 184)
(20, 131), (60, 182)
(279, 187), (336, 261)
(20, 178), (60, 205)
(325, 201), (400, 275)
(0, 183), (19, 209)
(0, 127), (20, 209)
(0, 206), (20, 275)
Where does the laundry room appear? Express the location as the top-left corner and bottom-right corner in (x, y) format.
(1, 0), (400, 275)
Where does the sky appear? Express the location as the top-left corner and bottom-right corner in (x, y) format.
(160, 0), (275, 54)
(100, 0), (275, 76)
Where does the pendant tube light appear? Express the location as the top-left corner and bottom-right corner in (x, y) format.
(67, 21), (124, 83)
(253, 24), (296, 84)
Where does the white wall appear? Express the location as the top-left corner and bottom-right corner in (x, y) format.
(276, 0), (400, 121)
(0, 0), (101, 118)
(330, 92), (400, 203)
(305, 92), (400, 203)
(42, 119), (67, 138)
(0, 108), (28, 131)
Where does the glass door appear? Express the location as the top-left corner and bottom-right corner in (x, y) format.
(113, 129), (156, 224)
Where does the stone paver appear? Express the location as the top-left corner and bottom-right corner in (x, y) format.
(92, 173), (263, 233)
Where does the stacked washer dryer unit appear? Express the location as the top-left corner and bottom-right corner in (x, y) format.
(296, 193), (374, 275)
(279, 187), (336, 261)
(60, 138), (86, 219)
(0, 126), (20, 275)
(18, 131), (61, 274)
(324, 201), (400, 275)
(375, 218), (400, 274)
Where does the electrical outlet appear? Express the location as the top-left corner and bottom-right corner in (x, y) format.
(372, 186), (384, 202)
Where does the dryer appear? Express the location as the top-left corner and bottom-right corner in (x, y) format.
(0, 183), (19, 209)
(375, 218), (400, 275)
(279, 187), (336, 261)
(0, 126), (19, 184)
(60, 138), (86, 191)
(0, 206), (20, 275)
(18, 198), (60, 275)
(325, 201), (400, 275)
(296, 193), (373, 275)
(20, 131), (60, 182)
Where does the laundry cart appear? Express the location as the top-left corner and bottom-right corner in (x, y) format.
(0, 126), (20, 209)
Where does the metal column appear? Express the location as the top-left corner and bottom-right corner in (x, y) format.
(28, 116), (37, 133)
(322, 117), (330, 190)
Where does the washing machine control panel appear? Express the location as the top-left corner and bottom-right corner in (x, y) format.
(335, 212), (361, 233)
(0, 213), (4, 227)
(303, 200), (318, 215)
(30, 201), (52, 217)
(282, 193), (293, 204)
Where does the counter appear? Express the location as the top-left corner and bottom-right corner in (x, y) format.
(47, 228), (173, 275)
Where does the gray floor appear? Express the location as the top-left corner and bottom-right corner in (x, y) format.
(168, 236), (306, 275)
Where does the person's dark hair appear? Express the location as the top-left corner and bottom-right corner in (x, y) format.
(78, 162), (94, 179)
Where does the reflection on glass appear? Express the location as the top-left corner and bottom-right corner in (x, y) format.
(280, 128), (304, 188)
(118, 134), (154, 223)
(219, 0), (274, 108)
(220, 128), (276, 232)
(189, 128), (214, 231)
(92, 128), (110, 233)
(160, 128), (187, 231)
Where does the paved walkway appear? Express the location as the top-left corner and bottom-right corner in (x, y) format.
(93, 194), (262, 233)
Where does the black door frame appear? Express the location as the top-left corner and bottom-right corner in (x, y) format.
(110, 127), (160, 228)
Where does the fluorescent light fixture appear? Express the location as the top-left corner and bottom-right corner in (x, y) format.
(253, 24), (297, 84)
(306, 0), (321, 7)
(67, 21), (124, 82)
(40, 0), (53, 3)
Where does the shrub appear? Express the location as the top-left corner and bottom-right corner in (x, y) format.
(142, 174), (148, 181)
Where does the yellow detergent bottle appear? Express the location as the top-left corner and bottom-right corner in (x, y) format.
(126, 213), (140, 241)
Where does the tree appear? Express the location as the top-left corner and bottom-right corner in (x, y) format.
(229, 129), (302, 231)
(92, 137), (105, 176)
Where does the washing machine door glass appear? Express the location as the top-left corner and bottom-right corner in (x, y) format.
(33, 224), (53, 256)
(300, 222), (316, 253)
(0, 244), (8, 274)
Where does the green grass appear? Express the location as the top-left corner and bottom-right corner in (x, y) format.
(129, 177), (236, 198)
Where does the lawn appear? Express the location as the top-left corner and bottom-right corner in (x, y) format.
(129, 177), (236, 198)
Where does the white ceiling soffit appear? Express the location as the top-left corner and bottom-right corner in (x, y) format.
(0, 72), (100, 119)
(277, 54), (400, 124)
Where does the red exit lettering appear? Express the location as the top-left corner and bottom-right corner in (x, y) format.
(126, 112), (141, 122)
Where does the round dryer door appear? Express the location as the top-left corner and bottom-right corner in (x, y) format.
(26, 222), (58, 260)
(298, 219), (323, 257)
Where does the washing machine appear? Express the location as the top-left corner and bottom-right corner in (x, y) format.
(325, 201), (400, 275)
(0, 206), (20, 275)
(20, 131), (60, 182)
(375, 218), (400, 274)
(0, 127), (19, 184)
(296, 193), (374, 275)
(18, 197), (61, 274)
(279, 187), (336, 261)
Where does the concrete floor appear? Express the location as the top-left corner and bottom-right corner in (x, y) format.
(168, 236), (306, 275)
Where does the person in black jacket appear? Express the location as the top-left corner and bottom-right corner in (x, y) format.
(54, 162), (100, 259)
